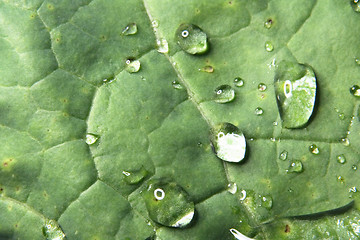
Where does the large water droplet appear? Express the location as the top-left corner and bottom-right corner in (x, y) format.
(287, 160), (303, 173)
(125, 59), (141, 73)
(214, 85), (235, 103)
(337, 176), (345, 183)
(172, 80), (183, 90)
(122, 166), (148, 185)
(351, 0), (360, 12)
(254, 107), (264, 116)
(258, 83), (267, 92)
(175, 23), (208, 54)
(210, 123), (246, 162)
(309, 144), (320, 155)
(199, 65), (214, 73)
(279, 150), (288, 161)
(350, 85), (360, 97)
(85, 133), (99, 145)
(265, 41), (274, 52)
(274, 61), (317, 128)
(143, 180), (194, 228)
(264, 19), (273, 29)
(336, 154), (346, 164)
(156, 38), (169, 53)
(234, 77), (244, 87)
(42, 219), (65, 240)
(121, 23), (137, 35)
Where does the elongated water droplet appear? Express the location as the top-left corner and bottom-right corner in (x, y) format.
(122, 23), (137, 35)
(287, 160), (303, 173)
(122, 166), (148, 184)
(264, 19), (273, 29)
(309, 144), (319, 155)
(214, 85), (235, 103)
(279, 150), (288, 161)
(175, 23), (208, 54)
(156, 38), (169, 53)
(85, 133), (99, 145)
(351, 0), (360, 12)
(254, 107), (264, 116)
(350, 85), (360, 97)
(227, 182), (238, 194)
(42, 219), (65, 240)
(143, 180), (194, 228)
(125, 59), (141, 73)
(234, 77), (244, 87)
(258, 83), (267, 92)
(337, 176), (345, 183)
(265, 41), (274, 52)
(274, 61), (317, 128)
(210, 123), (246, 162)
(172, 80), (183, 90)
(337, 154), (346, 164)
(199, 65), (214, 73)
(230, 228), (254, 240)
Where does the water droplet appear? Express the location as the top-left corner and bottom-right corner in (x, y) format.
(286, 160), (303, 173)
(258, 194), (273, 209)
(125, 59), (141, 73)
(214, 85), (235, 103)
(254, 107), (264, 116)
(234, 77), (244, 87)
(265, 41), (274, 52)
(337, 176), (345, 183)
(210, 123), (246, 163)
(352, 165), (358, 171)
(199, 65), (214, 73)
(175, 23), (208, 54)
(350, 85), (360, 97)
(85, 133), (99, 145)
(42, 219), (65, 240)
(273, 121), (278, 126)
(143, 180), (194, 228)
(122, 166), (148, 185)
(341, 138), (350, 146)
(351, 0), (360, 12)
(274, 61), (317, 128)
(156, 38), (169, 53)
(279, 150), (288, 161)
(349, 186), (357, 193)
(258, 83), (267, 92)
(338, 113), (345, 120)
(309, 144), (320, 155)
(336, 154), (346, 164)
(227, 182), (238, 194)
(239, 190), (247, 201)
(264, 19), (273, 29)
(172, 80), (183, 90)
(230, 228), (253, 240)
(355, 58), (360, 65)
(121, 23), (137, 36)
(152, 20), (159, 28)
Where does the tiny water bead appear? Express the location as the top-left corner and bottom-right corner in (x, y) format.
(258, 194), (273, 209)
(274, 61), (317, 128)
(350, 85), (360, 97)
(172, 80), (183, 90)
(287, 160), (303, 173)
(336, 154), (346, 164)
(227, 182), (238, 194)
(258, 83), (267, 92)
(279, 150), (288, 161)
(199, 65), (214, 73)
(337, 176), (345, 183)
(156, 38), (169, 53)
(210, 122), (246, 163)
(122, 166), (148, 185)
(352, 165), (358, 171)
(214, 85), (235, 103)
(265, 41), (274, 52)
(351, 0), (360, 12)
(142, 180), (194, 228)
(254, 107), (264, 116)
(85, 133), (99, 145)
(264, 19), (273, 29)
(121, 23), (137, 35)
(341, 137), (350, 146)
(233, 77), (244, 87)
(42, 219), (65, 240)
(175, 23), (208, 55)
(125, 59), (141, 73)
(309, 144), (320, 155)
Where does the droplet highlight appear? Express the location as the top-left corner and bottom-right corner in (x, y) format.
(350, 85), (360, 97)
(143, 180), (194, 228)
(214, 85), (235, 103)
(336, 154), (346, 164)
(125, 59), (141, 73)
(254, 107), (264, 116)
(210, 123), (246, 163)
(287, 160), (303, 173)
(351, 0), (360, 12)
(42, 219), (65, 240)
(309, 144), (319, 155)
(85, 133), (99, 145)
(274, 61), (317, 128)
(121, 23), (137, 36)
(234, 77), (244, 87)
(175, 23), (208, 54)
(265, 41), (274, 52)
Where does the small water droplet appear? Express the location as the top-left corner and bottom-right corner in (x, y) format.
(156, 38), (169, 53)
(227, 182), (238, 194)
(125, 59), (141, 73)
(337, 176), (345, 183)
(350, 85), (360, 97)
(336, 154), (346, 164)
(214, 85), (235, 103)
(273, 121), (278, 126)
(258, 194), (273, 209)
(350, 0), (360, 12)
(258, 83), (267, 92)
(265, 41), (274, 52)
(274, 61), (317, 128)
(210, 123), (246, 163)
(42, 219), (65, 240)
(341, 138), (350, 146)
(338, 113), (345, 120)
(309, 144), (320, 155)
(122, 166), (148, 185)
(264, 19), (273, 29)
(143, 180), (194, 228)
(85, 133), (99, 145)
(254, 107), (264, 116)
(279, 150), (288, 161)
(233, 77), (244, 87)
(287, 160), (303, 173)
(121, 23), (137, 36)
(152, 20), (159, 28)
(171, 80), (183, 90)
(199, 65), (214, 73)
(352, 165), (358, 171)
(175, 23), (208, 54)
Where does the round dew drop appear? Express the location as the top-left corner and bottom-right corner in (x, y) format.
(264, 19), (273, 29)
(265, 41), (274, 52)
(234, 77), (244, 87)
(214, 85), (235, 103)
(309, 144), (319, 155)
(175, 23), (208, 54)
(156, 38), (169, 53)
(350, 85), (360, 97)
(279, 150), (288, 161)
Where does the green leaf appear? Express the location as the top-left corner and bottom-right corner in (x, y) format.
(1, 0), (360, 239)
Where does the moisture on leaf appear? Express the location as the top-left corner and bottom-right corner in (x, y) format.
(175, 23), (208, 54)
